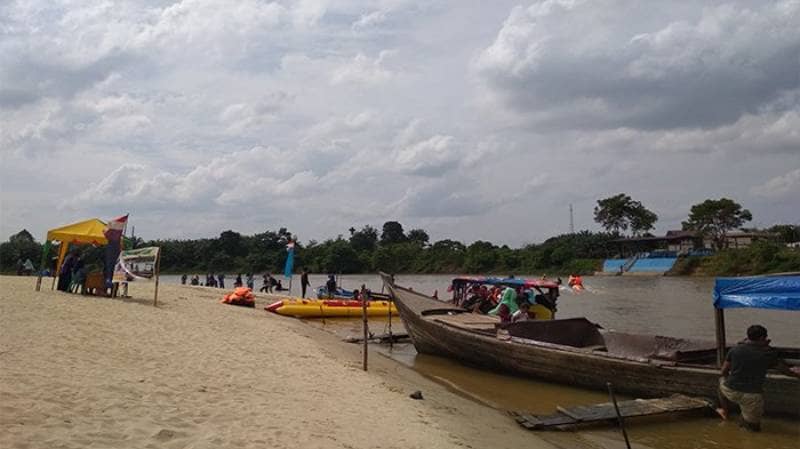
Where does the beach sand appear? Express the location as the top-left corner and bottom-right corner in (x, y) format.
(0, 276), (573, 449)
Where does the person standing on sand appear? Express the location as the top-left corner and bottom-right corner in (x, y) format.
(300, 268), (310, 298)
(218, 273), (225, 289)
(181, 274), (187, 285)
(716, 324), (800, 431)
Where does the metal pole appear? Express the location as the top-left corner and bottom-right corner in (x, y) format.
(153, 248), (161, 307)
(387, 294), (393, 350)
(715, 308), (726, 367)
(607, 382), (632, 449)
(361, 285), (368, 371)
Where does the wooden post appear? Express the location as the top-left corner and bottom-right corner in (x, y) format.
(387, 294), (393, 350)
(607, 382), (632, 449)
(715, 307), (726, 368)
(153, 248), (161, 307)
(361, 284), (368, 371)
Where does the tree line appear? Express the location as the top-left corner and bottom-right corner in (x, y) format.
(1, 196), (798, 275)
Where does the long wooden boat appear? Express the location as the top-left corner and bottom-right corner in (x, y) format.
(380, 273), (800, 417)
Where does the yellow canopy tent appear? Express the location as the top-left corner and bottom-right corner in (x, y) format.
(36, 218), (109, 291)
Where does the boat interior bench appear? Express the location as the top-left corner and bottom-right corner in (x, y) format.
(505, 318), (720, 364)
(431, 313), (499, 334)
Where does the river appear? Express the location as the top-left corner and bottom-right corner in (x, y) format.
(161, 273), (800, 448)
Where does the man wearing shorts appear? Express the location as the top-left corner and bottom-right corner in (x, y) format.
(716, 324), (798, 431)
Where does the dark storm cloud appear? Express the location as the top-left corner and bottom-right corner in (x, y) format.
(476, 0), (800, 131)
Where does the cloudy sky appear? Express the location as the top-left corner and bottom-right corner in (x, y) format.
(1, 0), (798, 246)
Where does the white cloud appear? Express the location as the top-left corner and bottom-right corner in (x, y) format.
(330, 51), (395, 85)
(752, 169), (800, 200)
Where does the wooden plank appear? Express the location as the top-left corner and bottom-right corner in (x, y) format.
(513, 395), (710, 430)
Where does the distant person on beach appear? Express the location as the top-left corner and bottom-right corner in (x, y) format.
(234, 274), (243, 287)
(300, 268), (310, 298)
(269, 274), (278, 293)
(218, 273), (225, 289)
(716, 324), (800, 431)
(260, 273), (270, 293)
(246, 273), (254, 290)
(181, 274), (187, 285)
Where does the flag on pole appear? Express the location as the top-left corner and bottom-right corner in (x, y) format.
(103, 214), (129, 242)
(103, 214), (129, 288)
(283, 241), (295, 279)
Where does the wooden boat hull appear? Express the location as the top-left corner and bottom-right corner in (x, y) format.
(382, 276), (800, 417)
(265, 298), (397, 318)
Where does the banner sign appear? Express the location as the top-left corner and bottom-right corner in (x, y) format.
(113, 247), (160, 282)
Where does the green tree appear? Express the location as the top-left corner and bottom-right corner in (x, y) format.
(594, 193), (658, 235)
(682, 198), (753, 250)
(0, 229), (43, 272)
(407, 228), (430, 247)
(348, 225), (378, 252)
(594, 194), (632, 234)
(380, 221), (406, 245)
(767, 224), (800, 244)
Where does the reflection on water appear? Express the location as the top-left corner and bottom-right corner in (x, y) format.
(291, 275), (799, 449)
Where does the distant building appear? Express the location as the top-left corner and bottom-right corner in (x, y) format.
(613, 230), (776, 256)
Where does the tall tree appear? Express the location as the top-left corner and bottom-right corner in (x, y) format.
(348, 225), (378, 252)
(682, 198), (752, 250)
(628, 201), (658, 236)
(407, 228), (430, 247)
(380, 221), (406, 245)
(594, 194), (631, 234)
(594, 194), (658, 235)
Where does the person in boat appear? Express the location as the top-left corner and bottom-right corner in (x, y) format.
(325, 274), (337, 298)
(488, 286), (519, 323)
(461, 285), (482, 310)
(716, 324), (800, 431)
(568, 274), (584, 290)
(511, 299), (536, 322)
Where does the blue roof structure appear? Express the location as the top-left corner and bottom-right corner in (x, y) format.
(713, 275), (800, 311)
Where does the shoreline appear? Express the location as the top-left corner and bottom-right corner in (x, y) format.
(1, 276), (594, 449)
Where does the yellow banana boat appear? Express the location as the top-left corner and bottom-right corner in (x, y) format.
(265, 298), (398, 318)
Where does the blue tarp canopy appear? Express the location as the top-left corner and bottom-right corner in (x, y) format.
(713, 275), (800, 311)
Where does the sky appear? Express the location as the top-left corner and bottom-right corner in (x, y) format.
(1, 0), (798, 247)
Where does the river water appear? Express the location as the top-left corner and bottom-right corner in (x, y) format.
(162, 274), (800, 448)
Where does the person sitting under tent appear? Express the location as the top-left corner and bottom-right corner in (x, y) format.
(70, 257), (87, 295)
(57, 250), (79, 292)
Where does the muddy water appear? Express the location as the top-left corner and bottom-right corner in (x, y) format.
(294, 274), (799, 449)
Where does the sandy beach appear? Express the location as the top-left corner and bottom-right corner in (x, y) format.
(0, 276), (575, 449)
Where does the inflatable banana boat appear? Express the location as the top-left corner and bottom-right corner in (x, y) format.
(265, 297), (398, 318)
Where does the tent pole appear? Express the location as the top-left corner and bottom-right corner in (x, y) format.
(52, 242), (69, 290)
(715, 307), (726, 368)
(153, 248), (161, 307)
